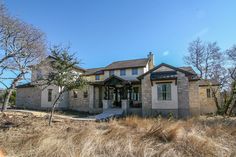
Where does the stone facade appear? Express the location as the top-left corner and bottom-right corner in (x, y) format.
(69, 87), (90, 112)
(16, 87), (42, 109)
(141, 73), (152, 116)
(189, 81), (200, 116)
(177, 72), (190, 118)
(199, 86), (218, 114)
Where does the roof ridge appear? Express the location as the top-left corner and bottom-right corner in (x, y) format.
(86, 67), (104, 70)
(109, 58), (148, 64)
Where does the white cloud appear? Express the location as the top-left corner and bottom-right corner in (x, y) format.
(162, 51), (169, 56)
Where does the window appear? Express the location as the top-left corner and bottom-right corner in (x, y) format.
(132, 87), (139, 101)
(109, 70), (115, 76)
(206, 89), (211, 98)
(132, 68), (138, 75)
(73, 91), (78, 98)
(48, 89), (53, 102)
(84, 91), (88, 98)
(95, 75), (100, 80)
(120, 69), (126, 76)
(157, 83), (171, 100)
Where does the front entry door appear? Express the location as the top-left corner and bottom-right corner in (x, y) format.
(113, 88), (121, 107)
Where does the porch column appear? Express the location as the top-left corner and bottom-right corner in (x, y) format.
(122, 99), (129, 115)
(102, 86), (112, 109)
(89, 85), (94, 110)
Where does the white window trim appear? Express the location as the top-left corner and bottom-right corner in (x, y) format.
(157, 83), (172, 101)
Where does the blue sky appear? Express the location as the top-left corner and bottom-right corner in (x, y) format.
(3, 0), (236, 68)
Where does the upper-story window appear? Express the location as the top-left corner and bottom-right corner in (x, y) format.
(157, 83), (171, 101)
(109, 70), (115, 76)
(95, 75), (100, 80)
(120, 69), (126, 76)
(132, 68), (138, 75)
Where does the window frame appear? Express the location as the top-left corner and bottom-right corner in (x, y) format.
(73, 90), (78, 99)
(157, 83), (172, 101)
(95, 75), (100, 80)
(48, 89), (53, 102)
(120, 69), (126, 76)
(206, 88), (211, 98)
(132, 68), (138, 75)
(109, 70), (115, 76)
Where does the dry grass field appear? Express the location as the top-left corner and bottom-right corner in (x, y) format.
(0, 112), (236, 157)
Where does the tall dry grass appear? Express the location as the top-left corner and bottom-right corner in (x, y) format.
(0, 112), (236, 157)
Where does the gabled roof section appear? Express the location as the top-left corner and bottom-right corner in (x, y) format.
(103, 75), (131, 85)
(138, 63), (197, 79)
(83, 67), (105, 76)
(105, 58), (149, 70)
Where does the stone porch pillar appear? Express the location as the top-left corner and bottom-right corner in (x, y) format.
(102, 99), (112, 109)
(89, 85), (94, 111)
(122, 99), (129, 115)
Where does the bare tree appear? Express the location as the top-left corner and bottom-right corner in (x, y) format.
(224, 45), (236, 115)
(0, 3), (46, 111)
(184, 38), (224, 80)
(184, 38), (229, 114)
(184, 38), (205, 78)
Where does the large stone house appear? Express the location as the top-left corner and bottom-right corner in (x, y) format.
(16, 52), (219, 117)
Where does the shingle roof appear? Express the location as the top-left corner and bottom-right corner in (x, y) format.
(199, 79), (220, 86)
(83, 67), (104, 76)
(138, 63), (197, 79)
(16, 83), (35, 88)
(105, 58), (149, 70)
(178, 66), (197, 75)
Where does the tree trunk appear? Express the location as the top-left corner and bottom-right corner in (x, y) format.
(212, 90), (220, 111)
(1, 72), (24, 112)
(1, 89), (12, 112)
(48, 91), (63, 126)
(228, 99), (236, 116)
(224, 81), (236, 115)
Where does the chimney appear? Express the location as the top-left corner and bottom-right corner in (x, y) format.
(147, 52), (154, 69)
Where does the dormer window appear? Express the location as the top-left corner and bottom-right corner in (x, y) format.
(132, 68), (138, 75)
(120, 69), (126, 76)
(95, 75), (100, 80)
(109, 70), (114, 76)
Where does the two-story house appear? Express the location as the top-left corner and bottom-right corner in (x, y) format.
(16, 52), (219, 117)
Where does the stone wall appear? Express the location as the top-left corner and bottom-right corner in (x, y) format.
(16, 87), (42, 109)
(177, 72), (190, 118)
(69, 86), (90, 112)
(199, 86), (218, 114)
(141, 73), (152, 116)
(189, 81), (200, 116)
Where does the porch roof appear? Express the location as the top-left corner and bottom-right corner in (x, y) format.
(90, 75), (140, 86)
(150, 71), (177, 81)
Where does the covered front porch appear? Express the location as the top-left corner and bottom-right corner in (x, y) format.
(91, 75), (142, 115)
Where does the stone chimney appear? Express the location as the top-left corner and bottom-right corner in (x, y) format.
(147, 52), (154, 70)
